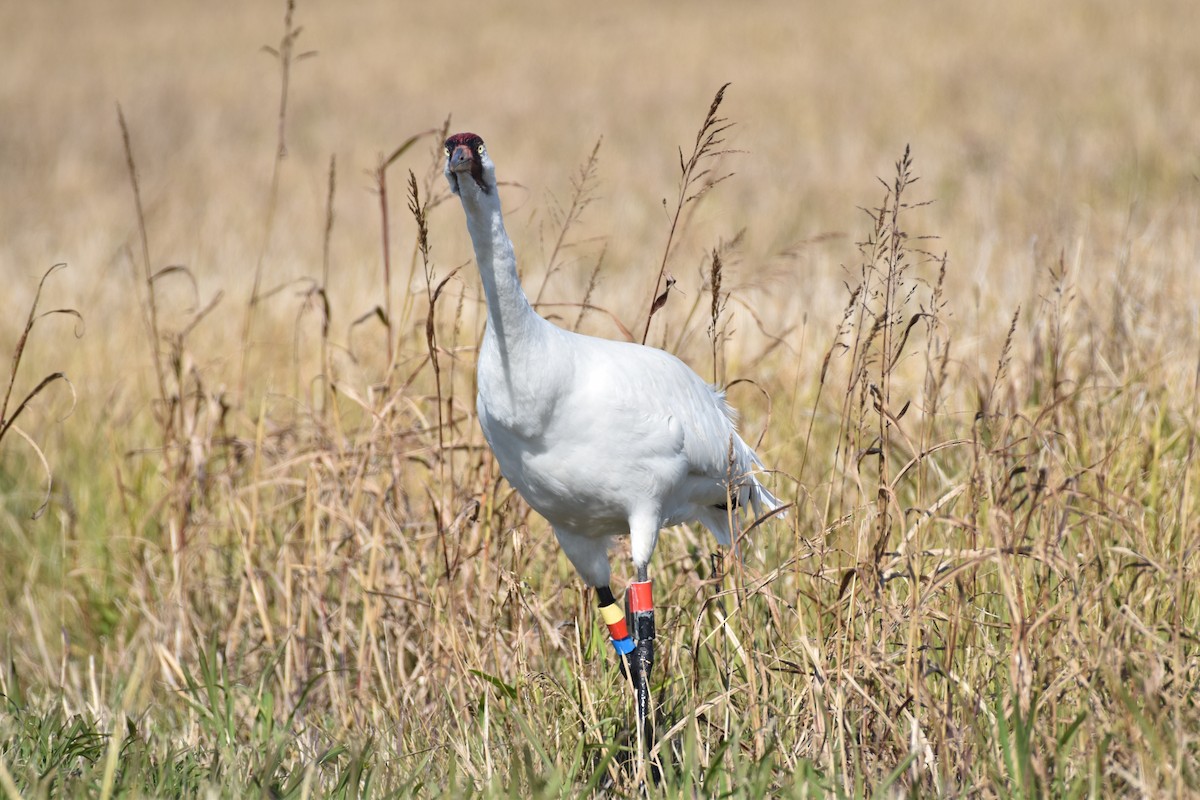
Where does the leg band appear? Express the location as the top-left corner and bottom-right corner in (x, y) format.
(628, 580), (655, 642)
(597, 587), (634, 655)
(601, 602), (630, 639)
(628, 580), (653, 613)
(610, 635), (636, 655)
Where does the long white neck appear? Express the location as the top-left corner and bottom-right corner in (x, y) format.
(457, 185), (543, 354)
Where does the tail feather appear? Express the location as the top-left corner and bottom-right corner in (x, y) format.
(737, 437), (783, 518)
(697, 437), (783, 548)
(748, 479), (783, 518)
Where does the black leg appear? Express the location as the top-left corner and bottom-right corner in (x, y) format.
(598, 580), (658, 779)
(626, 579), (656, 751)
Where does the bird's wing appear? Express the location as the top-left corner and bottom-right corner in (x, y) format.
(566, 334), (751, 496)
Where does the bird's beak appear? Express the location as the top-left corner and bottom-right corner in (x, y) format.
(449, 144), (473, 173)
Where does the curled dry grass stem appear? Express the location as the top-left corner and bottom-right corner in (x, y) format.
(533, 136), (603, 307)
(371, 125), (445, 375)
(642, 82), (735, 344)
(571, 245), (607, 333)
(239, 0), (317, 397)
(116, 106), (169, 431)
(0, 263), (80, 518)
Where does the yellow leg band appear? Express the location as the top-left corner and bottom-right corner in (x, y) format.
(600, 603), (625, 626)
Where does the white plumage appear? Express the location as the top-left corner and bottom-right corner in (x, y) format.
(445, 132), (780, 590)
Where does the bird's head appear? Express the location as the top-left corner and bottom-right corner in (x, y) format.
(444, 132), (495, 196)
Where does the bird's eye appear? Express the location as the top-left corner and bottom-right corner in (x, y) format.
(443, 147), (449, 158)
(476, 144), (485, 154)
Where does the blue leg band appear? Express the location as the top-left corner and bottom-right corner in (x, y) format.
(611, 637), (635, 655)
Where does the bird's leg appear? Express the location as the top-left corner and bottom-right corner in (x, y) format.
(626, 573), (655, 751)
(596, 586), (635, 660)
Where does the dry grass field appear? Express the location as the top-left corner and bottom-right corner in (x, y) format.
(2, 0), (1199, 796)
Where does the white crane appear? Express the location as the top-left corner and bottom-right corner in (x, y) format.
(444, 132), (781, 740)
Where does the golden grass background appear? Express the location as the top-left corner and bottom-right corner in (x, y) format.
(1, 0), (1199, 796)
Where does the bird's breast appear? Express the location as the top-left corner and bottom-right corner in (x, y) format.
(477, 387), (693, 534)
(475, 336), (561, 439)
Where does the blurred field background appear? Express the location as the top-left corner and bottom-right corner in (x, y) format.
(1, 0), (1198, 796)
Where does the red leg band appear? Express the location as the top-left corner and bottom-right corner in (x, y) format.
(628, 580), (653, 612)
(600, 603), (628, 641)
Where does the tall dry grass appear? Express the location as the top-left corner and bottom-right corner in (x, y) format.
(1, 0), (1198, 796)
